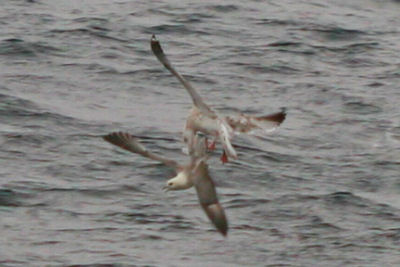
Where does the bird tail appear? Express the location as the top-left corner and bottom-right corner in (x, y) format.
(218, 120), (237, 160)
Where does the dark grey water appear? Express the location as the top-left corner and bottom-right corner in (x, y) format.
(1, 0), (400, 266)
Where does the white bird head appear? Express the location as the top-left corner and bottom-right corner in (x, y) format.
(163, 170), (193, 191)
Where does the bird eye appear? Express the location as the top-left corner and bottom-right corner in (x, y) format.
(168, 182), (173, 186)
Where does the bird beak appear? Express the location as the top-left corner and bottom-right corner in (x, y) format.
(162, 185), (170, 192)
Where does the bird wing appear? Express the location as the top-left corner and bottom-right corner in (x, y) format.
(191, 161), (228, 236)
(225, 108), (286, 134)
(150, 35), (216, 118)
(103, 132), (178, 168)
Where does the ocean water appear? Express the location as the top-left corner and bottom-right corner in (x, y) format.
(1, 0), (400, 266)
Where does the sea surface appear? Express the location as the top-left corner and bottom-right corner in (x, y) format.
(1, 0), (400, 266)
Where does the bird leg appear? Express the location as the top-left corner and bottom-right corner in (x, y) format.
(220, 151), (228, 164)
(205, 137), (216, 151)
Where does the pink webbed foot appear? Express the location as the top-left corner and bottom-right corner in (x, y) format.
(220, 151), (229, 164)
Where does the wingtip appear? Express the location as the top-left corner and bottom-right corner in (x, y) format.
(102, 131), (123, 140)
(102, 131), (117, 142)
(102, 131), (139, 152)
(280, 107), (287, 120)
(202, 203), (229, 237)
(150, 34), (163, 55)
(257, 108), (287, 125)
(278, 107), (287, 124)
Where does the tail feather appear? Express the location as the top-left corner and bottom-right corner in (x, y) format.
(218, 121), (237, 160)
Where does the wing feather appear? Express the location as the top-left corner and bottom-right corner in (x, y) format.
(103, 132), (178, 168)
(225, 108), (286, 133)
(151, 35), (215, 118)
(192, 161), (228, 236)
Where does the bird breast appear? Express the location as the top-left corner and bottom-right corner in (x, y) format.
(186, 109), (220, 136)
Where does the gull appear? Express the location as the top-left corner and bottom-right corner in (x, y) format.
(103, 131), (228, 236)
(150, 35), (286, 162)
(151, 35), (237, 163)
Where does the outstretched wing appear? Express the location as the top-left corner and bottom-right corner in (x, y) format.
(103, 132), (178, 168)
(150, 35), (215, 118)
(192, 161), (228, 236)
(225, 108), (286, 134)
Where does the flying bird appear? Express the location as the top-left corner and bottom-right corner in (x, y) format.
(103, 131), (228, 236)
(151, 35), (237, 163)
(150, 35), (286, 163)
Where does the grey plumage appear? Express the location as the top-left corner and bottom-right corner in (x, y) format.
(192, 161), (228, 236)
(151, 35), (215, 118)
